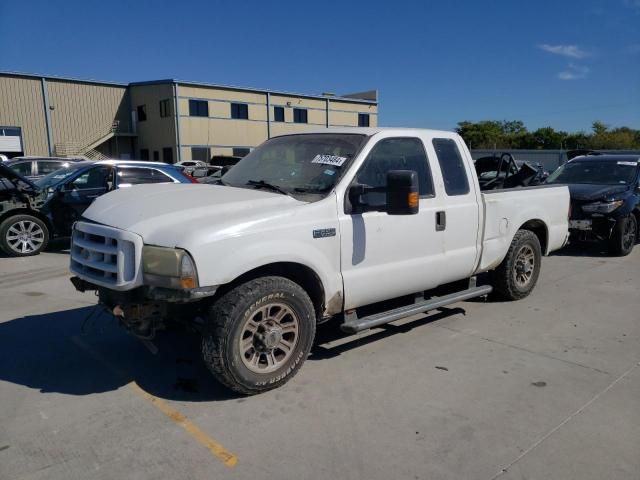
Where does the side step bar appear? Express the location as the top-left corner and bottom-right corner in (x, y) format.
(340, 285), (493, 334)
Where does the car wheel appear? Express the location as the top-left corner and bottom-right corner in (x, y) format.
(0, 214), (50, 257)
(492, 229), (542, 300)
(202, 276), (316, 395)
(609, 214), (637, 256)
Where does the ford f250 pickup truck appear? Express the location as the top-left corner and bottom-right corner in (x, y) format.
(69, 128), (570, 394)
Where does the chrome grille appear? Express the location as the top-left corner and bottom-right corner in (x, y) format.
(70, 221), (143, 290)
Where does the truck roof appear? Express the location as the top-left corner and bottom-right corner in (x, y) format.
(274, 127), (458, 137)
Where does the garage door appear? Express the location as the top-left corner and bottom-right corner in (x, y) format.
(0, 127), (23, 153)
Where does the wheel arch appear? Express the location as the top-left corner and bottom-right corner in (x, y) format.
(213, 261), (330, 321)
(517, 219), (549, 254)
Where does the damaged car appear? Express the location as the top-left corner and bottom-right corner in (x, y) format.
(475, 153), (547, 190)
(546, 154), (640, 256)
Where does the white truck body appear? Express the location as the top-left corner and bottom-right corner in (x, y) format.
(72, 128), (569, 314)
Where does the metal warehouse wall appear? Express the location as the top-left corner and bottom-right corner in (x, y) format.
(0, 76), (49, 155)
(47, 80), (130, 151)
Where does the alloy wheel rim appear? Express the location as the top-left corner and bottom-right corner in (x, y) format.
(6, 220), (44, 254)
(239, 302), (300, 374)
(514, 245), (535, 288)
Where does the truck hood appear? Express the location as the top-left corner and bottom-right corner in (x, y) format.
(567, 183), (631, 201)
(83, 183), (305, 246)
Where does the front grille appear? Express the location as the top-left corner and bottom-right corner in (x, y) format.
(70, 221), (143, 290)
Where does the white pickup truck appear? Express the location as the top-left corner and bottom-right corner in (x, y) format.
(70, 128), (569, 394)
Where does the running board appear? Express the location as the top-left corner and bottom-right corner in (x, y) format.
(340, 285), (493, 334)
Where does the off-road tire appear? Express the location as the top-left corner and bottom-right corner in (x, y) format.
(0, 214), (49, 257)
(492, 229), (542, 300)
(202, 276), (316, 395)
(608, 214), (637, 257)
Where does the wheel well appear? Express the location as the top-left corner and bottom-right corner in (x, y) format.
(0, 208), (53, 233)
(216, 262), (326, 319)
(519, 219), (548, 254)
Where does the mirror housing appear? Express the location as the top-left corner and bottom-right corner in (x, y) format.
(386, 170), (419, 215)
(347, 170), (419, 215)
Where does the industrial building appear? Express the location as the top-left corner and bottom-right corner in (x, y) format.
(0, 72), (378, 163)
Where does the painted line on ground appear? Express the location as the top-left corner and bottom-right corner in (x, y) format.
(71, 335), (238, 467)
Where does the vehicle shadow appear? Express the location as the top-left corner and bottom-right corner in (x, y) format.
(0, 306), (239, 402)
(551, 242), (614, 258)
(311, 306), (466, 360)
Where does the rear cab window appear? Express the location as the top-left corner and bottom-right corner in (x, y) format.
(432, 138), (470, 196)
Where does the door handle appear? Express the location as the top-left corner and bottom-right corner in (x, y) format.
(436, 211), (446, 231)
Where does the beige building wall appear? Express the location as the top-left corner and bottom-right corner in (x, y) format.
(0, 76), (49, 155)
(176, 84), (377, 161)
(47, 80), (130, 152)
(129, 83), (176, 162)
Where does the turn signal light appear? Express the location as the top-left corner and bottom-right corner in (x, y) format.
(408, 192), (419, 208)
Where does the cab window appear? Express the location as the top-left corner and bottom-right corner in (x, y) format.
(432, 138), (470, 196)
(356, 137), (434, 206)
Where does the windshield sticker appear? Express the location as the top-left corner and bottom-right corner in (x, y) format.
(323, 169), (336, 176)
(311, 154), (347, 167)
(617, 161), (638, 166)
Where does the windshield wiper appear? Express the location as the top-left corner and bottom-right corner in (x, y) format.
(246, 180), (290, 196)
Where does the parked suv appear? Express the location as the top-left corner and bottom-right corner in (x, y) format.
(546, 154), (640, 255)
(0, 160), (195, 256)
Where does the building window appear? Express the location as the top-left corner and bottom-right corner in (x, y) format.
(140, 148), (149, 160)
(162, 147), (174, 164)
(137, 105), (147, 122)
(232, 147), (250, 158)
(153, 151), (160, 161)
(191, 147), (209, 162)
(231, 103), (249, 119)
(293, 108), (308, 124)
(358, 113), (370, 127)
(274, 106), (285, 122)
(189, 99), (209, 117)
(159, 99), (171, 118)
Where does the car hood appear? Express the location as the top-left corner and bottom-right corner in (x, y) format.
(82, 183), (306, 246)
(0, 163), (40, 192)
(567, 183), (631, 201)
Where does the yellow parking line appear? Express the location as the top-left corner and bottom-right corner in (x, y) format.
(128, 382), (238, 467)
(71, 336), (238, 467)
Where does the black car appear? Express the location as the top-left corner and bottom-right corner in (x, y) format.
(0, 161), (194, 256)
(546, 154), (640, 255)
(474, 153), (547, 190)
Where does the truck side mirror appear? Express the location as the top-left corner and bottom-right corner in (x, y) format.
(386, 170), (419, 215)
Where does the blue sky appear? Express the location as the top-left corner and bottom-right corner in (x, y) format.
(1, 0), (638, 132)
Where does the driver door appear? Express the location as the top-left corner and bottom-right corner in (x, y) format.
(56, 165), (114, 233)
(338, 136), (446, 309)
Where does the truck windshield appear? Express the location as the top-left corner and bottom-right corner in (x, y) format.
(546, 159), (639, 185)
(222, 134), (367, 196)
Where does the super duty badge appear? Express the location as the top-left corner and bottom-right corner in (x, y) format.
(313, 228), (336, 239)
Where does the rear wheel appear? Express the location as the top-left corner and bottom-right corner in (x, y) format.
(0, 214), (49, 257)
(202, 276), (316, 395)
(492, 229), (542, 300)
(609, 214), (637, 256)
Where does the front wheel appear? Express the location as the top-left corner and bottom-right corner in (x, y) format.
(202, 276), (316, 395)
(0, 214), (50, 257)
(609, 214), (637, 256)
(492, 229), (542, 300)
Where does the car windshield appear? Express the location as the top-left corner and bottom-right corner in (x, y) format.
(221, 133), (367, 196)
(546, 159), (639, 185)
(35, 164), (87, 189)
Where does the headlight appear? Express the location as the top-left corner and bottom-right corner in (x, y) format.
(581, 200), (624, 214)
(142, 245), (199, 289)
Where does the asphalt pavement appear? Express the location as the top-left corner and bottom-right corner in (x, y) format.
(0, 243), (638, 480)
